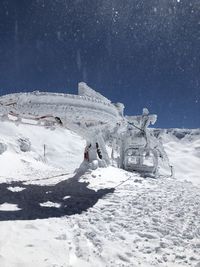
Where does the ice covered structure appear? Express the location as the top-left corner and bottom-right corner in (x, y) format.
(121, 109), (158, 175)
(0, 82), (124, 169)
(110, 108), (169, 176)
(0, 83), (167, 175)
(0, 82), (123, 135)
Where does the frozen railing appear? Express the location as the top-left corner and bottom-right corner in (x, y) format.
(0, 90), (122, 123)
(0, 91), (113, 107)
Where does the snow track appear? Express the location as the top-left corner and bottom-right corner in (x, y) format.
(66, 175), (200, 267)
(0, 170), (199, 266)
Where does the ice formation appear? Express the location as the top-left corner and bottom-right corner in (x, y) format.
(0, 82), (168, 175)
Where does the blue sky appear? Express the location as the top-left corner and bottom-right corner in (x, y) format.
(0, 0), (199, 128)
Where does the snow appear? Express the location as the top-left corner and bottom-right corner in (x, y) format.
(0, 120), (85, 182)
(0, 99), (199, 266)
(40, 201), (61, 208)
(0, 203), (21, 211)
(80, 166), (138, 190)
(159, 129), (200, 187)
(0, 168), (199, 267)
(7, 186), (26, 192)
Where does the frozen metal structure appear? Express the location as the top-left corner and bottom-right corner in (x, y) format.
(0, 82), (123, 131)
(117, 108), (165, 176)
(0, 82), (123, 169)
(0, 82), (167, 175)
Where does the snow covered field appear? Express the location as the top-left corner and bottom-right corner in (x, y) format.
(160, 129), (200, 187)
(0, 121), (199, 267)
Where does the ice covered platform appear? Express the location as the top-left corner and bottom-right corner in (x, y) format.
(0, 82), (124, 134)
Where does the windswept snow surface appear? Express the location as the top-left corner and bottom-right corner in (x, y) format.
(159, 129), (200, 187)
(0, 122), (200, 267)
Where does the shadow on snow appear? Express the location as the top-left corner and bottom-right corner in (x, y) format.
(0, 169), (114, 221)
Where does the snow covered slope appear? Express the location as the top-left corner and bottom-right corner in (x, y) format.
(155, 129), (200, 187)
(0, 120), (85, 182)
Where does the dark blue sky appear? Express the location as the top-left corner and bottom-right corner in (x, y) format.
(0, 0), (199, 128)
